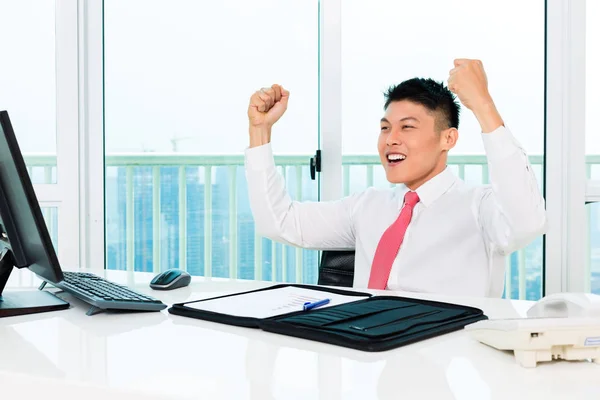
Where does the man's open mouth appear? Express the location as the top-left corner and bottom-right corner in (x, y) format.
(386, 153), (406, 165)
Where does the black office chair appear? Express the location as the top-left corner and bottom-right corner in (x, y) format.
(317, 250), (355, 288)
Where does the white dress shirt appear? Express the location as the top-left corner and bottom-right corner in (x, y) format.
(244, 126), (547, 297)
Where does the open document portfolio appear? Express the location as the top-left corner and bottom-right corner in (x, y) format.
(168, 284), (487, 352)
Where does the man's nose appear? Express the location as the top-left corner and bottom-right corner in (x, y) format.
(386, 128), (402, 146)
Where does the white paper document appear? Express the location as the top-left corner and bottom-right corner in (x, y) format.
(185, 286), (364, 318)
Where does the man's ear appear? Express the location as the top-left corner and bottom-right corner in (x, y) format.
(440, 128), (458, 151)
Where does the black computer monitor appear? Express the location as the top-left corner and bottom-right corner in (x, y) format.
(0, 110), (69, 317)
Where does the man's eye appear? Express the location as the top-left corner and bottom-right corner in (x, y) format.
(403, 125), (415, 129)
(380, 126), (389, 131)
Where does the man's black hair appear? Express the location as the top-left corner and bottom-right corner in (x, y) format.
(384, 78), (460, 130)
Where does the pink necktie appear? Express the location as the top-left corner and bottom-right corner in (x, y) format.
(368, 191), (420, 289)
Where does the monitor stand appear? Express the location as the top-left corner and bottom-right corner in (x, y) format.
(0, 249), (69, 318)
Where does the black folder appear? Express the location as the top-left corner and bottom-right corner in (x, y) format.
(168, 284), (488, 352)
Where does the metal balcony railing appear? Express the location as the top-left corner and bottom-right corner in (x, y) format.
(23, 153), (557, 299)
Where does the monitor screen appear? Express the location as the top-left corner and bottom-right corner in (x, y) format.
(0, 110), (63, 284)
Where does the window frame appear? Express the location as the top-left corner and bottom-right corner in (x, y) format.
(31, 0), (81, 269)
(319, 0), (343, 201)
(545, 0), (587, 294)
(76, 0), (105, 272)
(76, 0), (593, 294)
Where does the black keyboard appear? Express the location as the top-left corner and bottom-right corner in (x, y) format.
(55, 272), (167, 316)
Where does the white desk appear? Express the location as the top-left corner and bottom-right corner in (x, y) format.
(1, 270), (599, 400)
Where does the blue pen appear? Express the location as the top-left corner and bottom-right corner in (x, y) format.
(303, 298), (331, 311)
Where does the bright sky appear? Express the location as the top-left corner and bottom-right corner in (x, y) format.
(0, 0), (598, 156)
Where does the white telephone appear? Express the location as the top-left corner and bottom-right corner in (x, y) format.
(465, 293), (600, 367)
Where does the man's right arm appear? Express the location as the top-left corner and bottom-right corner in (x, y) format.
(245, 143), (358, 249)
(245, 84), (358, 249)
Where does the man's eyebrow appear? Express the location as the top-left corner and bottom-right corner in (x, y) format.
(400, 117), (419, 123)
(380, 117), (420, 123)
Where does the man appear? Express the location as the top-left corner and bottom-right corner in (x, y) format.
(244, 59), (547, 297)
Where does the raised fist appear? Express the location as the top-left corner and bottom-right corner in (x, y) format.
(247, 84), (290, 128)
(448, 59), (492, 111)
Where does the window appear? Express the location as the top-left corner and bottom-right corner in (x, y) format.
(0, 1), (59, 249)
(587, 204), (600, 294)
(585, 0), (599, 158)
(0, 1), (81, 267)
(103, 0), (320, 282)
(586, 0), (600, 293)
(0, 0), (57, 184)
(340, 0), (545, 300)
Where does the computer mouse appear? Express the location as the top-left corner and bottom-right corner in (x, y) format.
(526, 292), (600, 318)
(150, 269), (191, 290)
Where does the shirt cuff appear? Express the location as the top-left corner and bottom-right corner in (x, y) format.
(244, 143), (275, 171)
(481, 125), (524, 161)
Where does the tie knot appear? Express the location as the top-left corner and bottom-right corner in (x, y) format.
(404, 191), (420, 207)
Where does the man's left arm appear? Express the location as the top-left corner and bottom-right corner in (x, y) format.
(449, 59), (547, 253)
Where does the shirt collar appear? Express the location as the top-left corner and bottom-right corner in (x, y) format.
(395, 167), (457, 209)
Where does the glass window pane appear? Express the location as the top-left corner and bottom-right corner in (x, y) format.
(41, 206), (59, 252)
(0, 0), (57, 184)
(587, 203), (600, 294)
(586, 0), (600, 164)
(341, 0), (545, 300)
(586, 1), (600, 295)
(104, 1), (319, 282)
